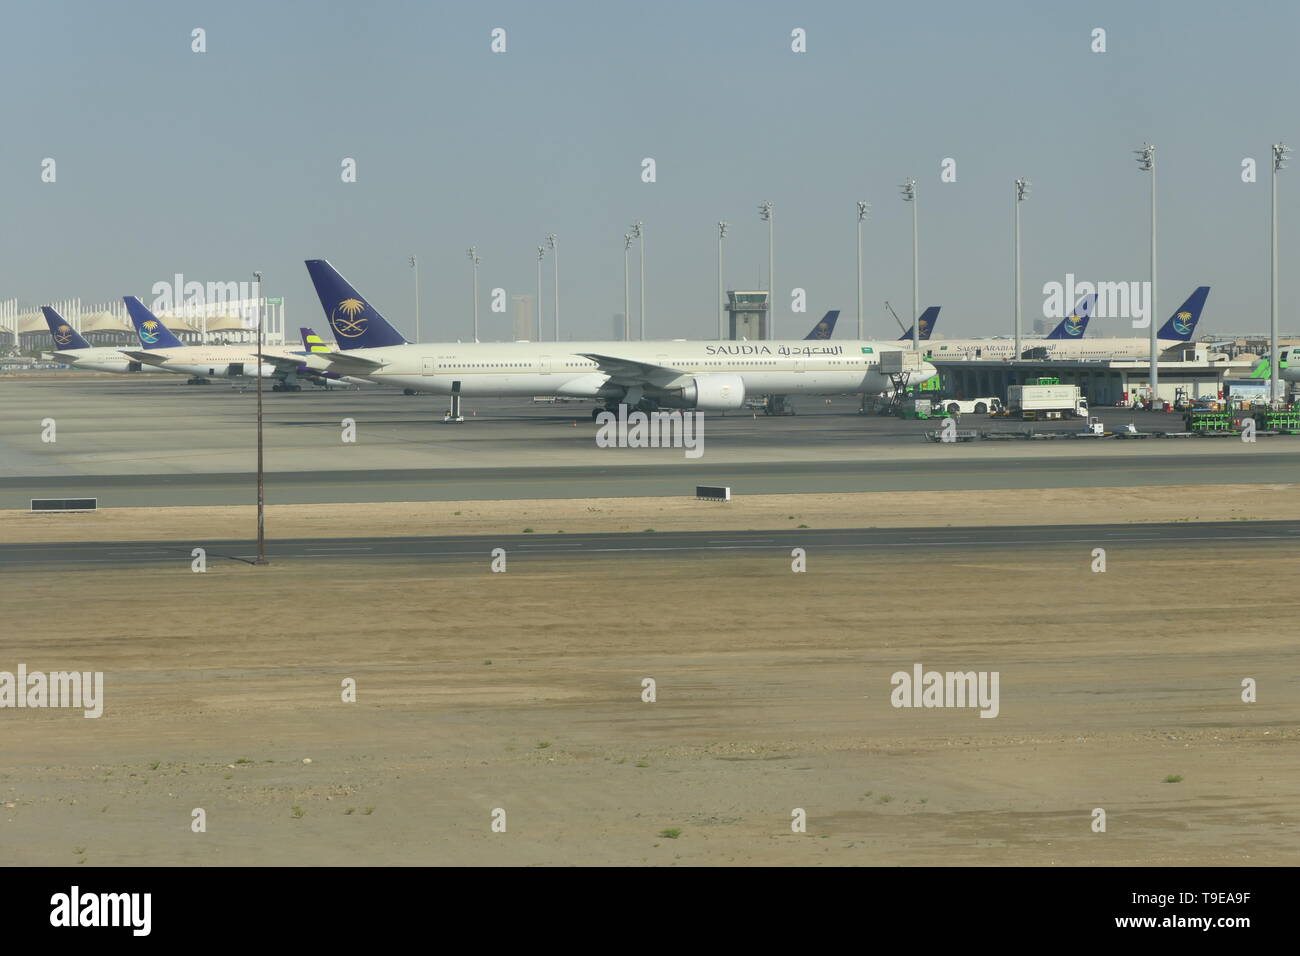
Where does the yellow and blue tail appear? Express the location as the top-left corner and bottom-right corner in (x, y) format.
(123, 296), (184, 349)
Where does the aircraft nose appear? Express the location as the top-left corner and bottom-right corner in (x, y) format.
(917, 361), (938, 383)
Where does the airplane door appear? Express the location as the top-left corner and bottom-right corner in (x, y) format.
(422, 357), (436, 376)
(538, 355), (551, 374)
(656, 353), (669, 367)
(793, 358), (806, 373)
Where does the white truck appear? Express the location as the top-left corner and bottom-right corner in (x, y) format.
(1007, 383), (1088, 420)
(937, 397), (1002, 415)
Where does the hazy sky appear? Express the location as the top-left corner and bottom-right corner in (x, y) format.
(4, 0), (1297, 340)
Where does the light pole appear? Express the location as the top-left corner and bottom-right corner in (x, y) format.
(631, 221), (644, 340)
(717, 221), (728, 340)
(253, 270), (267, 566)
(408, 255), (419, 343)
(758, 201), (774, 338)
(546, 233), (558, 341)
(1271, 143), (1290, 405)
(856, 201), (870, 339)
(1134, 143), (1157, 405)
(466, 247), (480, 342)
(900, 179), (918, 350)
(536, 245), (545, 342)
(1014, 178), (1030, 359)
(623, 233), (633, 340)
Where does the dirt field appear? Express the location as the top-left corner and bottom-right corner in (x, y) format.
(2, 544), (1297, 866)
(4, 482), (1299, 544)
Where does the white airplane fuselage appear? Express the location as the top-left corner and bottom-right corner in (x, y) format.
(318, 339), (936, 401)
(922, 337), (1188, 361)
(51, 347), (143, 374)
(130, 345), (304, 381)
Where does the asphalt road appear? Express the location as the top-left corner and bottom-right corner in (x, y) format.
(4, 520), (1298, 569)
(3, 451), (1295, 508)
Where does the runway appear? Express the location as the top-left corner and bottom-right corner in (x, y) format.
(2, 375), (1295, 507)
(5, 520), (1298, 568)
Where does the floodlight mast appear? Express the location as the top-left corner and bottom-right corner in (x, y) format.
(856, 202), (870, 339)
(1271, 143), (1290, 405)
(900, 179), (918, 351)
(1134, 144), (1158, 404)
(1014, 178), (1030, 359)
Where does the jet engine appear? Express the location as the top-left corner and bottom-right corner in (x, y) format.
(662, 374), (745, 410)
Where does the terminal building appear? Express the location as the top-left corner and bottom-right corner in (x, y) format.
(0, 296), (287, 351)
(928, 348), (1272, 407)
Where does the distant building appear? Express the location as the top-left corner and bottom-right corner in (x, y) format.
(613, 313), (627, 340)
(512, 295), (536, 341)
(725, 291), (769, 340)
(1031, 318), (1050, 334)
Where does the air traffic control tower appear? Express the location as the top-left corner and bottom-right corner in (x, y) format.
(725, 291), (769, 340)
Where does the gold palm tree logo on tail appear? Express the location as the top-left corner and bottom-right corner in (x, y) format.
(332, 298), (368, 337)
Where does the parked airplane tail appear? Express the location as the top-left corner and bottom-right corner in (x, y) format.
(899, 306), (940, 341)
(1156, 286), (1211, 342)
(1044, 293), (1097, 340)
(304, 259), (410, 350)
(803, 310), (839, 340)
(41, 306), (91, 350)
(300, 327), (333, 354)
(123, 296), (185, 349)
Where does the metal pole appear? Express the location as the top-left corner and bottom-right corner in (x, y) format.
(632, 221), (644, 341)
(759, 201), (774, 339)
(253, 270), (267, 566)
(623, 234), (632, 340)
(717, 221), (728, 340)
(1014, 184), (1021, 358)
(1150, 152), (1158, 405)
(546, 234), (558, 341)
(467, 247), (480, 342)
(536, 246), (544, 342)
(912, 193), (919, 352)
(1271, 144), (1289, 405)
(856, 204), (864, 339)
(409, 256), (419, 343)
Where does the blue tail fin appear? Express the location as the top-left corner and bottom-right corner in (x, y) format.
(1156, 286), (1210, 341)
(304, 260), (409, 350)
(123, 296), (185, 349)
(41, 306), (91, 350)
(899, 306), (940, 341)
(803, 310), (839, 340)
(1044, 293), (1096, 339)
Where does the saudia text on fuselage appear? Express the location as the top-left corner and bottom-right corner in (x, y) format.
(703, 344), (845, 356)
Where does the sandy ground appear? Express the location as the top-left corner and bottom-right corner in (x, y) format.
(1, 543), (1297, 866)
(3, 483), (1299, 544)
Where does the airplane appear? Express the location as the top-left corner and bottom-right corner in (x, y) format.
(39, 306), (143, 373)
(298, 327), (379, 389)
(899, 306), (940, 342)
(919, 287), (1211, 361)
(301, 259), (937, 421)
(1251, 348), (1296, 384)
(119, 296), (321, 390)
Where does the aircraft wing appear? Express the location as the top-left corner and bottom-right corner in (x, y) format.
(301, 351), (388, 375)
(118, 350), (171, 367)
(576, 352), (682, 387)
(256, 350), (386, 376)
